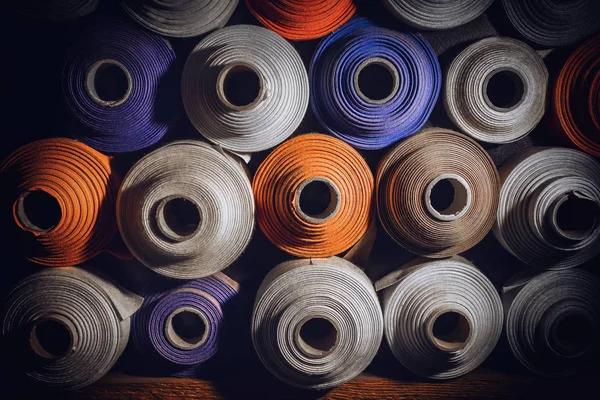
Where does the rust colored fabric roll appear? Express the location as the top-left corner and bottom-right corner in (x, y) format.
(552, 35), (600, 156)
(245, 0), (356, 40)
(253, 133), (373, 258)
(377, 128), (499, 258)
(0, 139), (121, 266)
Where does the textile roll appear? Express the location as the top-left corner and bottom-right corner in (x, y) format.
(502, 0), (600, 47)
(377, 257), (503, 380)
(63, 20), (178, 153)
(120, 0), (238, 38)
(245, 0), (356, 40)
(309, 18), (441, 150)
(7, 0), (100, 21)
(551, 35), (600, 156)
(494, 147), (600, 270)
(182, 25), (309, 153)
(117, 141), (254, 280)
(377, 128), (499, 258)
(129, 273), (239, 375)
(503, 269), (600, 377)
(0, 139), (121, 267)
(445, 37), (548, 144)
(253, 134), (373, 258)
(1, 267), (143, 390)
(382, 0), (493, 30)
(252, 257), (383, 390)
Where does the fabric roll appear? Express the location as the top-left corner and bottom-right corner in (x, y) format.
(503, 269), (600, 377)
(309, 18), (441, 150)
(117, 141), (254, 280)
(445, 37), (548, 144)
(252, 257), (383, 390)
(63, 20), (178, 153)
(377, 128), (499, 258)
(7, 0), (100, 21)
(494, 147), (600, 270)
(551, 35), (600, 156)
(1, 267), (143, 390)
(377, 257), (503, 380)
(182, 25), (309, 153)
(253, 134), (373, 258)
(245, 0), (356, 40)
(382, 0), (493, 30)
(128, 273), (239, 376)
(0, 139), (121, 267)
(120, 0), (238, 38)
(502, 0), (600, 47)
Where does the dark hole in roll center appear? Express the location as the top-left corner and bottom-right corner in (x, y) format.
(358, 63), (396, 102)
(430, 179), (456, 213)
(432, 311), (470, 350)
(556, 195), (599, 236)
(18, 191), (62, 232)
(94, 63), (129, 103)
(163, 198), (201, 237)
(32, 320), (72, 358)
(171, 311), (207, 346)
(300, 317), (338, 354)
(223, 66), (261, 108)
(486, 70), (525, 109)
(300, 181), (333, 217)
(554, 314), (593, 355)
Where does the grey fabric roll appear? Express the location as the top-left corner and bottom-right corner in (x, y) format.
(503, 269), (600, 377)
(182, 25), (309, 153)
(117, 140), (255, 280)
(494, 147), (600, 270)
(120, 0), (238, 38)
(1, 267), (143, 390)
(445, 37), (548, 144)
(377, 257), (503, 380)
(382, 0), (494, 30)
(252, 257), (383, 390)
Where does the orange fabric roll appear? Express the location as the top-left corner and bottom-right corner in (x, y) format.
(552, 35), (600, 156)
(253, 133), (373, 258)
(0, 139), (121, 266)
(245, 0), (356, 40)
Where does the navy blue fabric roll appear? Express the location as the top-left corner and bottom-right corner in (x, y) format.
(309, 18), (441, 150)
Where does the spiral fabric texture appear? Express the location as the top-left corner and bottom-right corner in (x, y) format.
(182, 25), (309, 153)
(253, 134), (373, 258)
(494, 147), (600, 270)
(378, 257), (503, 380)
(310, 18), (441, 150)
(382, 0), (493, 30)
(445, 37), (548, 144)
(377, 128), (499, 258)
(117, 141), (255, 280)
(551, 35), (600, 156)
(252, 257), (383, 390)
(503, 269), (600, 377)
(63, 20), (178, 153)
(0, 139), (121, 267)
(245, 0), (356, 40)
(1, 267), (143, 390)
(502, 0), (600, 47)
(7, 0), (100, 21)
(120, 0), (238, 38)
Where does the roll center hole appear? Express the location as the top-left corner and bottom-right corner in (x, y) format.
(356, 59), (399, 104)
(171, 311), (207, 347)
(158, 197), (201, 240)
(432, 311), (471, 351)
(553, 314), (593, 356)
(556, 195), (599, 239)
(86, 60), (132, 106)
(298, 317), (339, 357)
(221, 65), (261, 109)
(17, 191), (62, 232)
(486, 70), (525, 110)
(425, 175), (471, 221)
(30, 319), (73, 359)
(296, 178), (341, 223)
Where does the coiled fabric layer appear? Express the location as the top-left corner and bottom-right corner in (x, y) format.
(7, 0), (100, 21)
(253, 134), (373, 258)
(494, 147), (600, 270)
(503, 269), (600, 377)
(129, 273), (238, 375)
(182, 25), (309, 153)
(245, 0), (356, 40)
(382, 0), (493, 30)
(551, 35), (600, 156)
(120, 0), (238, 38)
(252, 257), (383, 390)
(63, 20), (178, 153)
(377, 128), (499, 258)
(445, 37), (548, 144)
(117, 141), (254, 280)
(378, 257), (503, 380)
(1, 267), (143, 390)
(502, 0), (600, 47)
(310, 18), (441, 150)
(0, 139), (120, 267)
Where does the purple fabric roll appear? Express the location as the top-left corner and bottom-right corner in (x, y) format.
(63, 20), (179, 153)
(310, 18), (441, 150)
